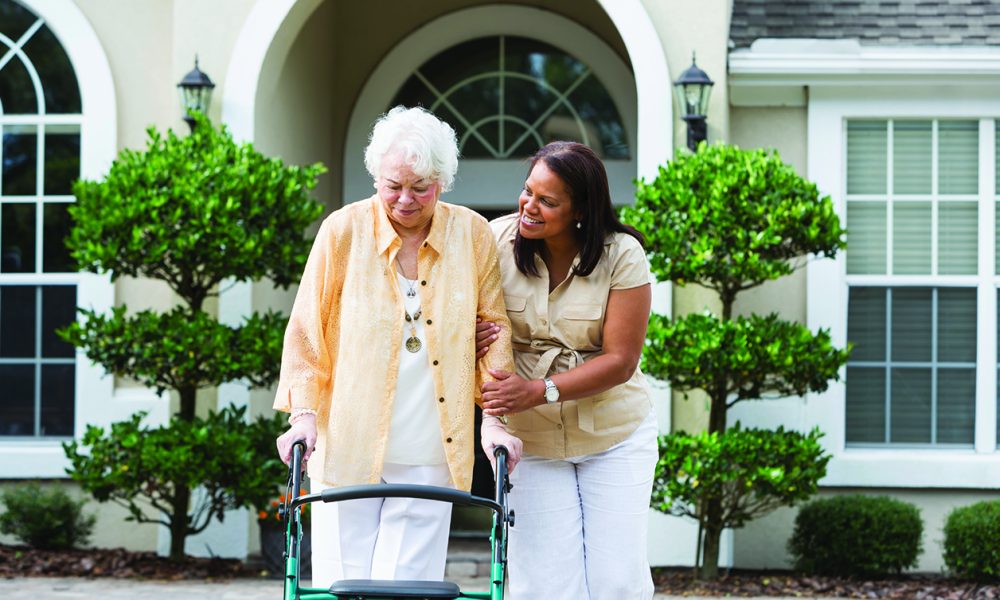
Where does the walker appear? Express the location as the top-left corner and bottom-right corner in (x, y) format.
(280, 441), (513, 600)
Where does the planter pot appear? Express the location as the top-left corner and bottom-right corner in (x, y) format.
(260, 522), (312, 579)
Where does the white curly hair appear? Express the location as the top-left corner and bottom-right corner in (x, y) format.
(364, 106), (460, 192)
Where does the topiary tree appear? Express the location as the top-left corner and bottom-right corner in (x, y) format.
(621, 142), (850, 579)
(60, 112), (325, 560)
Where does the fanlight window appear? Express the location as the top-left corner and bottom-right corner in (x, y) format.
(391, 36), (629, 160)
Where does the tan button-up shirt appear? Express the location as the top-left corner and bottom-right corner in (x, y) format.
(491, 214), (653, 459)
(274, 196), (513, 491)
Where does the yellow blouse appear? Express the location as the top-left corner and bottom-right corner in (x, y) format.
(491, 214), (653, 459)
(274, 196), (513, 491)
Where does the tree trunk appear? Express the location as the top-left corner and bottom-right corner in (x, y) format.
(698, 498), (724, 580)
(168, 484), (191, 561)
(178, 385), (197, 422)
(697, 291), (735, 578)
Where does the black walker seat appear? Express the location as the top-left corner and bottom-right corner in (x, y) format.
(327, 579), (461, 599)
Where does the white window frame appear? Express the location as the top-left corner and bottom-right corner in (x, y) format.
(0, 0), (161, 479)
(806, 85), (1000, 489)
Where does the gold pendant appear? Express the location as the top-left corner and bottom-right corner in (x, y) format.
(405, 336), (422, 353)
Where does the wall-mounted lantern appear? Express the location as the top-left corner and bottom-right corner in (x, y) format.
(177, 56), (215, 131)
(673, 53), (714, 151)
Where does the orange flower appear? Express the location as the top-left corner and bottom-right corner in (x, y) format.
(258, 489), (311, 525)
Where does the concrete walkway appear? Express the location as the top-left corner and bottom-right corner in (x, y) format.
(0, 576), (845, 599)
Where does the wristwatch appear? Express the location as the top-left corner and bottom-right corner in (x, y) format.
(543, 377), (560, 404)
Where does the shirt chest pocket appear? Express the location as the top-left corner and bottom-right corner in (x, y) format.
(503, 295), (531, 339)
(559, 303), (603, 349)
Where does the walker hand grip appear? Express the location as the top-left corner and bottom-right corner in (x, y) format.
(494, 445), (512, 495)
(317, 483), (503, 513)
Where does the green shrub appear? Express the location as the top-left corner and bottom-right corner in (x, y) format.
(0, 483), (95, 550)
(943, 500), (1000, 581)
(788, 494), (922, 576)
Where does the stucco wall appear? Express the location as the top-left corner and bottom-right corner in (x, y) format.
(729, 106), (808, 325)
(643, 0), (730, 154)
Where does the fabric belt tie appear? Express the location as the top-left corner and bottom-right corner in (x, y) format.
(514, 342), (595, 433)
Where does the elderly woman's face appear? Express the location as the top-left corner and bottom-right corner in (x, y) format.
(376, 152), (440, 235)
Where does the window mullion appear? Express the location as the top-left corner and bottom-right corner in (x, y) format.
(931, 121), (939, 276)
(35, 124), (45, 272)
(931, 289), (938, 444)
(34, 285), (42, 437)
(976, 118), (997, 452)
(887, 121), (894, 275)
(885, 287), (893, 443)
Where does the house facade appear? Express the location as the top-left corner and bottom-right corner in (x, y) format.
(1, 0), (998, 571)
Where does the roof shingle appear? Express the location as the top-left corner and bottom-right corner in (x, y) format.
(730, 0), (1000, 48)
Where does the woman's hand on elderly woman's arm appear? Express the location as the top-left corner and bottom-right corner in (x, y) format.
(481, 284), (652, 414)
(475, 317), (500, 358)
(481, 369), (545, 416)
(276, 414), (318, 466)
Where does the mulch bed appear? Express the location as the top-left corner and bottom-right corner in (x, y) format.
(654, 568), (1000, 599)
(5, 544), (1000, 598)
(0, 544), (263, 580)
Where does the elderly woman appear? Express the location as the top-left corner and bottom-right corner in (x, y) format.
(477, 141), (657, 598)
(274, 106), (515, 587)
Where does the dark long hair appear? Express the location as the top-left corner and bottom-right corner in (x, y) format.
(514, 141), (644, 278)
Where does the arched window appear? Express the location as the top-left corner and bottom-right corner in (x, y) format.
(342, 7), (637, 209)
(0, 0), (82, 438)
(391, 36), (629, 160)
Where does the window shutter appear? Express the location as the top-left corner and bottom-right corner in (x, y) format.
(937, 369), (975, 444)
(847, 287), (886, 361)
(939, 121), (979, 195)
(939, 202), (978, 275)
(847, 121), (887, 195)
(847, 201), (887, 274)
(893, 120), (932, 194)
(846, 367), (887, 443)
(891, 368), (932, 443)
(893, 202), (932, 275)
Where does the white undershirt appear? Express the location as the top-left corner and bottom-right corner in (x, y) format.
(384, 272), (447, 465)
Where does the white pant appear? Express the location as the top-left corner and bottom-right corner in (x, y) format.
(310, 462), (454, 589)
(507, 411), (658, 599)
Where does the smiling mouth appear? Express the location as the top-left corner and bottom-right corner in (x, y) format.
(521, 214), (542, 225)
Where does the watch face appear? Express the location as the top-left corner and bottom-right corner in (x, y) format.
(544, 381), (559, 402)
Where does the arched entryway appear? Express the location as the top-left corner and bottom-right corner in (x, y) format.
(220, 0), (673, 540)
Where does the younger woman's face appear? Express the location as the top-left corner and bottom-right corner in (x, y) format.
(517, 161), (579, 244)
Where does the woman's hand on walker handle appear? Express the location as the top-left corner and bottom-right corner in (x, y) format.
(475, 317), (500, 359)
(277, 414), (317, 465)
(481, 369), (545, 416)
(481, 415), (523, 473)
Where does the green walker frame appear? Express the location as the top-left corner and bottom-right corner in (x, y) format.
(281, 442), (513, 600)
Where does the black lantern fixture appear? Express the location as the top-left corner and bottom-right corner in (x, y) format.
(177, 56), (215, 131)
(673, 53), (714, 151)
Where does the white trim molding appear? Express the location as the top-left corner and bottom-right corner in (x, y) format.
(730, 40), (1000, 106)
